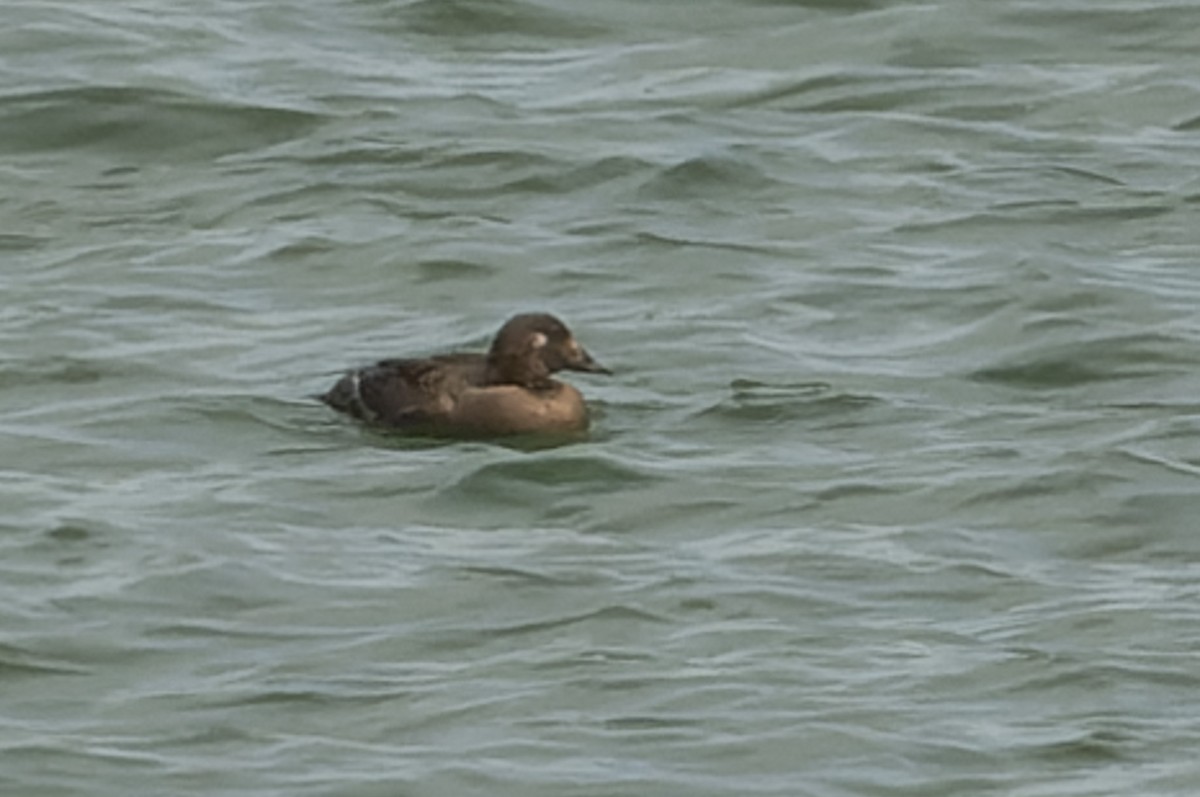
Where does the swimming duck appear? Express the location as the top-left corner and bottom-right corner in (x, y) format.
(321, 313), (611, 436)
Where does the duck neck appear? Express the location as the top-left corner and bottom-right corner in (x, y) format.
(485, 352), (553, 390)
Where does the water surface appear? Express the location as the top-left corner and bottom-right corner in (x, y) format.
(3, 1), (1200, 795)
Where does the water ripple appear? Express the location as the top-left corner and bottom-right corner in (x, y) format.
(0, 86), (323, 157)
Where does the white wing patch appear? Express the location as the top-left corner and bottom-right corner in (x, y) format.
(349, 370), (379, 422)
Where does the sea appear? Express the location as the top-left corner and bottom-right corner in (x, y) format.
(3, 1), (1200, 795)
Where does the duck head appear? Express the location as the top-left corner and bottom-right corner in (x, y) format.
(486, 313), (611, 388)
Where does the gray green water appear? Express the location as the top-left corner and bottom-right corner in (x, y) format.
(3, 1), (1200, 794)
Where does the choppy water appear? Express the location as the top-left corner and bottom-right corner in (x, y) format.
(4, 1), (1200, 794)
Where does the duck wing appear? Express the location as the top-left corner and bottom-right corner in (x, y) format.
(322, 354), (487, 427)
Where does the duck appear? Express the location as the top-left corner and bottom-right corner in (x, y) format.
(320, 313), (611, 437)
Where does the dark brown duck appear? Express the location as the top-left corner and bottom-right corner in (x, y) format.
(321, 313), (611, 437)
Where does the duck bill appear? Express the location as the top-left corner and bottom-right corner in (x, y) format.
(571, 347), (612, 375)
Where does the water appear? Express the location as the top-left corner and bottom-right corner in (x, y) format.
(3, 1), (1200, 794)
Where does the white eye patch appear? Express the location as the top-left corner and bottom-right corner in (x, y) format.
(530, 332), (548, 349)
